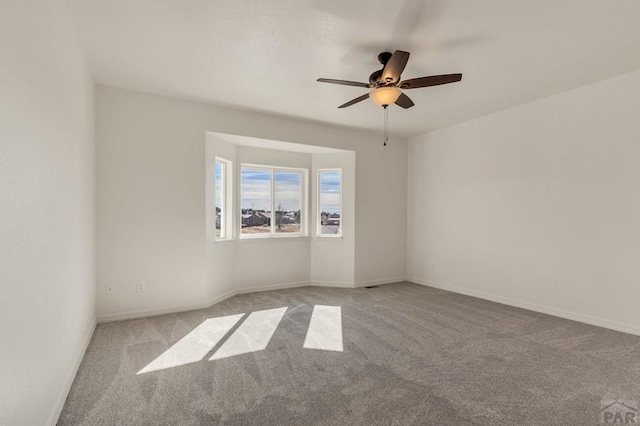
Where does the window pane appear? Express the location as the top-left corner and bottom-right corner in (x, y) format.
(241, 169), (272, 235)
(215, 162), (224, 238)
(319, 170), (341, 235)
(275, 172), (302, 233)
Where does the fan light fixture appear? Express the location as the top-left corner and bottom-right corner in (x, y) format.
(369, 87), (402, 146)
(369, 86), (402, 106)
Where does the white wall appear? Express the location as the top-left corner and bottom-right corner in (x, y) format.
(0, 1), (95, 425)
(408, 69), (640, 334)
(354, 135), (407, 285)
(96, 85), (407, 320)
(311, 152), (356, 286)
(206, 136), (237, 299)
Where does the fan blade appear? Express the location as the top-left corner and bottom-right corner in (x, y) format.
(338, 93), (370, 108)
(317, 78), (371, 88)
(381, 50), (410, 83)
(399, 73), (462, 89)
(395, 93), (414, 109)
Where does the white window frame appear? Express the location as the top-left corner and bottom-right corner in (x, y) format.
(215, 157), (233, 241)
(317, 168), (343, 238)
(240, 163), (308, 239)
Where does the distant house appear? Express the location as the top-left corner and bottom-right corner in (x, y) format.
(242, 211), (271, 227)
(257, 212), (271, 226)
(277, 213), (293, 225)
(321, 214), (340, 226)
(242, 212), (263, 227)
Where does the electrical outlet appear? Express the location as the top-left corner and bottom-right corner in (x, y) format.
(137, 282), (145, 292)
(105, 284), (114, 295)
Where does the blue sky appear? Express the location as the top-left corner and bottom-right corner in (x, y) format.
(215, 162), (223, 210)
(218, 167), (341, 214)
(241, 169), (302, 212)
(319, 171), (341, 214)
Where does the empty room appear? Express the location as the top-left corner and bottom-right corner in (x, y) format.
(3, 0), (640, 425)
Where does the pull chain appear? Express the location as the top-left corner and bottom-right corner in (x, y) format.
(383, 105), (388, 146)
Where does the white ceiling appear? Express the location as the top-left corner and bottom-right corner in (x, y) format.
(210, 132), (348, 154)
(68, 0), (640, 137)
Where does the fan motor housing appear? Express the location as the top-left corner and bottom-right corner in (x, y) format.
(369, 52), (394, 85)
(377, 52), (393, 65)
(369, 70), (383, 85)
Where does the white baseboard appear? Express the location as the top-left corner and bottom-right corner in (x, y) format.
(204, 289), (238, 308)
(97, 281), (312, 323)
(354, 277), (407, 288)
(309, 280), (355, 288)
(48, 318), (97, 426)
(97, 278), (413, 324)
(97, 299), (217, 323)
(407, 277), (640, 337)
(309, 277), (407, 289)
(236, 281), (310, 294)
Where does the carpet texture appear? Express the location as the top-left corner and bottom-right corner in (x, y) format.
(58, 282), (640, 425)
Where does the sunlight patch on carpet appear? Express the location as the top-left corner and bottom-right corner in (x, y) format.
(209, 307), (288, 360)
(303, 305), (343, 352)
(137, 313), (243, 374)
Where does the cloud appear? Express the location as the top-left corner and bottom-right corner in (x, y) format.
(237, 168), (341, 213)
(320, 193), (341, 213)
(319, 171), (341, 213)
(215, 163), (224, 208)
(241, 169), (304, 211)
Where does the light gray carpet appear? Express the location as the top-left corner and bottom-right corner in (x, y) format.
(59, 282), (640, 425)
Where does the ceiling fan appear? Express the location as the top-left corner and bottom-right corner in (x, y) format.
(317, 50), (462, 109)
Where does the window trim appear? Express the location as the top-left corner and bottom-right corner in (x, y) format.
(316, 168), (343, 238)
(215, 157), (233, 241)
(240, 163), (308, 239)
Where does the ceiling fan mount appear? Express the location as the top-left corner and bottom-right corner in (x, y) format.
(317, 50), (462, 109)
(369, 51), (401, 86)
(377, 51), (393, 65)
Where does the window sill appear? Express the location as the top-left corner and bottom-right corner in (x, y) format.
(239, 235), (310, 243)
(314, 235), (343, 240)
(214, 238), (234, 243)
